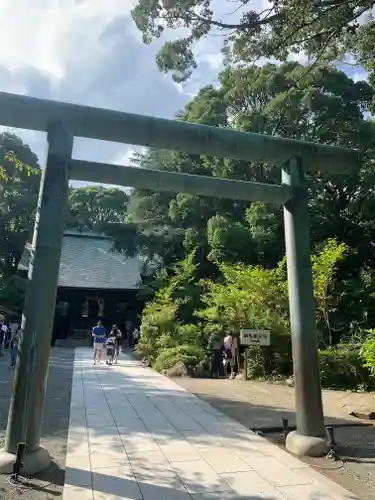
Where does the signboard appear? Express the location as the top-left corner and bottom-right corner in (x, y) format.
(240, 329), (271, 346)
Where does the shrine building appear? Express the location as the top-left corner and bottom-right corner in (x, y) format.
(18, 229), (144, 343)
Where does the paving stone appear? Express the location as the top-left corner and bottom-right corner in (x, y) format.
(197, 447), (251, 474)
(160, 441), (202, 462)
(64, 465), (92, 488)
(65, 453), (91, 471)
(190, 492), (241, 500)
(89, 439), (126, 455)
(291, 467), (360, 500)
(63, 349), (357, 500)
(127, 448), (172, 466)
(63, 484), (93, 500)
(222, 471), (288, 499)
(277, 484), (336, 499)
(240, 455), (311, 486)
(171, 460), (232, 493)
(90, 452), (130, 470)
(67, 437), (90, 456)
(138, 481), (192, 500)
(91, 466), (142, 499)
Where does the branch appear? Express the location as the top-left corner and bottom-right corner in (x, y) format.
(185, 12), (282, 31)
(313, 0), (367, 7)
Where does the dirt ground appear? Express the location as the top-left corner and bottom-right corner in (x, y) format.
(0, 348), (74, 500)
(175, 377), (375, 500)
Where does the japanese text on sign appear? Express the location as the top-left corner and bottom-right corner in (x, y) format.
(240, 329), (271, 346)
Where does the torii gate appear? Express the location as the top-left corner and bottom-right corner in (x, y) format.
(0, 92), (360, 473)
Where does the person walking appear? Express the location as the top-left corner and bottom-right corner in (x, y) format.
(223, 331), (234, 378)
(207, 331), (223, 379)
(110, 324), (122, 364)
(10, 325), (21, 367)
(8, 322), (19, 349)
(105, 331), (117, 365)
(92, 321), (106, 365)
(0, 322), (5, 357)
(132, 327), (140, 347)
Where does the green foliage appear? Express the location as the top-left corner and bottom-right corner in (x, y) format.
(0, 275), (27, 313)
(198, 260), (289, 333)
(137, 294), (177, 363)
(360, 329), (375, 377)
(0, 133), (40, 281)
(320, 345), (374, 391)
(153, 345), (204, 373)
(207, 215), (254, 263)
(136, 253), (204, 363)
(67, 186), (129, 231)
(312, 239), (347, 346)
(131, 0), (372, 83)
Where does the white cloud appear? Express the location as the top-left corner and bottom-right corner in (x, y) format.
(0, 0), (136, 82)
(0, 0), (220, 175)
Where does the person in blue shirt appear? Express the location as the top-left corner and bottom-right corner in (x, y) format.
(92, 321), (106, 365)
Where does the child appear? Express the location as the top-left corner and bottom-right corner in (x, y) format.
(105, 332), (117, 365)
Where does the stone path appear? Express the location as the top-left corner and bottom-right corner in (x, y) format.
(64, 348), (358, 500)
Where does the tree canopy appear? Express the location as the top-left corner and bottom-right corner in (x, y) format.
(124, 61), (375, 348)
(132, 0), (375, 83)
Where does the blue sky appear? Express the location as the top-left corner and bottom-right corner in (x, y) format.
(0, 0), (369, 188)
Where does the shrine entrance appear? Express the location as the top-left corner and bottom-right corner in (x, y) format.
(0, 91), (360, 473)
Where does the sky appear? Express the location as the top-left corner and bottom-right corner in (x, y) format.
(0, 0), (222, 182)
(0, 0), (369, 189)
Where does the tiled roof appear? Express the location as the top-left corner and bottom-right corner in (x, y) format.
(19, 231), (142, 290)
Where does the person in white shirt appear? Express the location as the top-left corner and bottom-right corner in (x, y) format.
(223, 332), (233, 378)
(223, 332), (239, 379)
(0, 323), (8, 357)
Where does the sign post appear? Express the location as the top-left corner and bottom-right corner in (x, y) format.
(240, 329), (271, 346)
(240, 329), (271, 382)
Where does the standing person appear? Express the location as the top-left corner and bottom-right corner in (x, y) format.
(10, 325), (21, 367)
(207, 331), (223, 379)
(105, 331), (117, 365)
(110, 324), (122, 364)
(8, 322), (18, 349)
(0, 322), (4, 357)
(223, 331), (233, 378)
(132, 326), (140, 347)
(92, 321), (106, 365)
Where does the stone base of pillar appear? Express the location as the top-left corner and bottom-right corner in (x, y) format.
(285, 430), (328, 457)
(0, 446), (50, 475)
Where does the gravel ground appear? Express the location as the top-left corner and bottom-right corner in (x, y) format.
(0, 348), (74, 500)
(175, 377), (375, 500)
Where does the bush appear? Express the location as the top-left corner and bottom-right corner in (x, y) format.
(153, 345), (205, 373)
(244, 343), (374, 390)
(319, 345), (374, 390)
(246, 344), (293, 380)
(360, 329), (375, 377)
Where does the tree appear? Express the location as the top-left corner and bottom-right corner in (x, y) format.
(0, 133), (40, 280)
(312, 239), (347, 346)
(131, 0), (374, 83)
(67, 186), (129, 231)
(126, 63), (375, 272)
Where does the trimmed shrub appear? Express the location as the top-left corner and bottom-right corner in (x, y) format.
(360, 329), (375, 377)
(153, 345), (205, 373)
(319, 345), (374, 390)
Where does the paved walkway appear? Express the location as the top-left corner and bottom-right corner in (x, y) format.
(63, 348), (358, 500)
